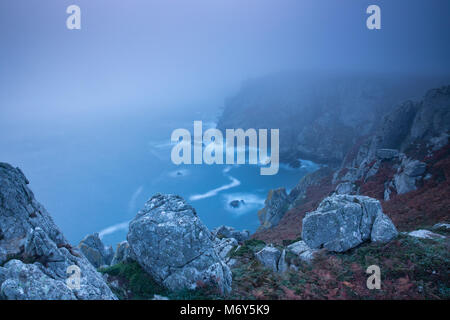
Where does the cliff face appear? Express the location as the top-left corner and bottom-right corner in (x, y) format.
(252, 85), (450, 243)
(333, 86), (450, 199)
(217, 72), (444, 165)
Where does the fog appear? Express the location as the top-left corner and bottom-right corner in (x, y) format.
(1, 1), (449, 120)
(0, 0), (449, 243)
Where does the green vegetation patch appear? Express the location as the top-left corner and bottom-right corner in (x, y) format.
(99, 262), (168, 300)
(99, 261), (225, 300)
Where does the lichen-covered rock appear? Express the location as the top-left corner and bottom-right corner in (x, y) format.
(110, 241), (135, 265)
(212, 225), (250, 242)
(78, 233), (114, 268)
(408, 229), (446, 240)
(0, 162), (116, 300)
(257, 188), (288, 230)
(393, 158), (427, 195)
(0, 247), (6, 266)
(403, 160), (427, 177)
(302, 195), (397, 252)
(1, 260), (76, 300)
(127, 194), (232, 294)
(432, 223), (450, 232)
(298, 250), (317, 263)
(277, 249), (288, 273)
(371, 213), (398, 243)
(394, 172), (417, 195)
(213, 237), (238, 263)
(255, 246), (281, 272)
(286, 240), (318, 264)
(376, 148), (399, 160)
(287, 241), (310, 256)
(335, 182), (357, 195)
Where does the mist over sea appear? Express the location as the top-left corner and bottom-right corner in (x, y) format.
(1, 104), (318, 246)
(95, 111), (320, 246)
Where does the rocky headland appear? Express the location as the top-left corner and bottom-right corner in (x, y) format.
(1, 79), (449, 300)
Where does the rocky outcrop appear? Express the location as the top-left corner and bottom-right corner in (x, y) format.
(371, 213), (400, 243)
(127, 194), (232, 294)
(255, 246), (282, 273)
(252, 168), (334, 244)
(288, 167), (334, 207)
(407, 230), (446, 240)
(213, 237), (238, 263)
(376, 149), (399, 160)
(393, 158), (427, 194)
(229, 200), (245, 208)
(212, 225), (250, 242)
(254, 245), (298, 272)
(286, 240), (318, 263)
(0, 162), (116, 300)
(257, 188), (288, 230)
(78, 233), (114, 268)
(335, 182), (358, 195)
(432, 223), (450, 232)
(332, 86), (449, 201)
(110, 241), (135, 265)
(302, 195), (398, 252)
(254, 168), (333, 234)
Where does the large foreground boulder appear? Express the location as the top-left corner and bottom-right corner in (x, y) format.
(127, 194), (232, 294)
(302, 195), (398, 252)
(78, 233), (114, 268)
(0, 162), (116, 300)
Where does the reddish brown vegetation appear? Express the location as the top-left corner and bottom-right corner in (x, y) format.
(232, 235), (449, 300)
(359, 161), (396, 200)
(382, 143), (450, 231)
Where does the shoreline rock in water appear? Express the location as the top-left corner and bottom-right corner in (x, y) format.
(127, 194), (232, 294)
(0, 162), (116, 300)
(229, 199), (245, 208)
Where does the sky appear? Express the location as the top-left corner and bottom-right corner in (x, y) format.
(1, 0), (449, 121)
(0, 0), (449, 243)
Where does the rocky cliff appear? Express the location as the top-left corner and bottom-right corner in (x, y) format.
(253, 85), (450, 243)
(0, 163), (116, 300)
